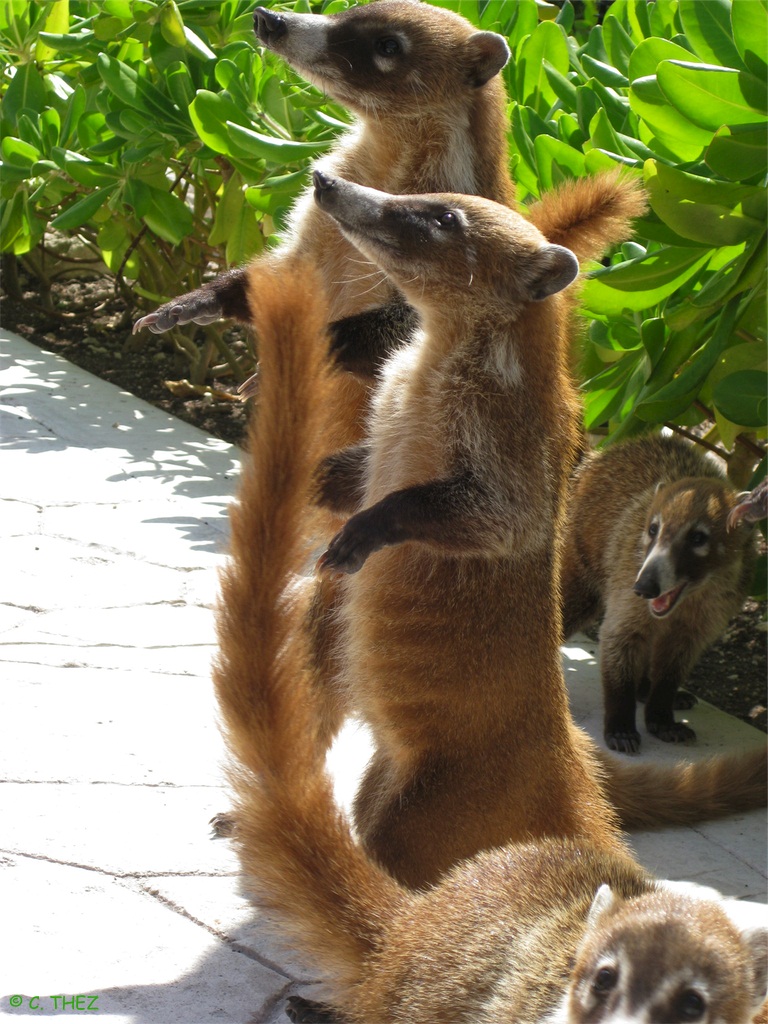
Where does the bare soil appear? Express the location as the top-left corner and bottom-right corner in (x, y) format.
(3, 264), (766, 733)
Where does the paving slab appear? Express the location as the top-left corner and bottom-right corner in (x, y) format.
(1, 329), (765, 1023)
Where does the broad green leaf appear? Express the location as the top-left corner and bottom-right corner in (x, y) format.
(1, 137), (40, 169)
(705, 124), (768, 180)
(581, 247), (711, 315)
(160, 0), (186, 48)
(628, 37), (697, 83)
(629, 76), (711, 161)
(208, 172), (246, 246)
(602, 13), (635, 77)
(226, 121), (333, 163)
(164, 63), (195, 112)
(64, 157), (121, 188)
(634, 296), (741, 420)
(690, 234), (766, 309)
(2, 63), (47, 123)
(188, 90), (252, 156)
(97, 54), (185, 127)
(51, 185), (117, 231)
(581, 54), (628, 88)
(678, 0), (743, 69)
(124, 179), (193, 244)
(533, 134), (585, 190)
(732, 0), (768, 79)
(516, 20), (569, 113)
(713, 370), (768, 428)
(640, 317), (666, 367)
(644, 161), (764, 246)
(657, 62), (768, 131)
(36, 0), (70, 63)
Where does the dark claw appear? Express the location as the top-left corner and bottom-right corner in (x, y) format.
(648, 720), (696, 744)
(209, 812), (236, 838)
(132, 291), (223, 334)
(285, 996), (342, 1023)
(606, 729), (641, 754)
(319, 523), (374, 576)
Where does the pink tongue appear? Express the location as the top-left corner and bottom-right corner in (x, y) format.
(651, 592), (672, 615)
(651, 584), (683, 615)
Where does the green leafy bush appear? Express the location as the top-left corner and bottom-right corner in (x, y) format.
(0, 0), (351, 379)
(1, 0), (766, 513)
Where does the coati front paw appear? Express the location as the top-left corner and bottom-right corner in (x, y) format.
(605, 728), (642, 755)
(285, 996), (342, 1022)
(209, 811), (236, 838)
(672, 688), (698, 711)
(647, 719), (696, 744)
(133, 288), (223, 334)
(318, 511), (387, 575)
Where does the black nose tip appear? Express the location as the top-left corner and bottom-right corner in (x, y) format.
(254, 6), (286, 44)
(313, 169), (335, 193)
(633, 575), (660, 600)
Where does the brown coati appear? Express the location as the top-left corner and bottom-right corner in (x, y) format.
(309, 172), (632, 886)
(561, 433), (759, 754)
(308, 175), (766, 870)
(132, 2), (646, 421)
(212, 259), (768, 1024)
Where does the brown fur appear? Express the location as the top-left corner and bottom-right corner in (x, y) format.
(311, 176), (625, 886)
(213, 260), (767, 1024)
(562, 434), (759, 753)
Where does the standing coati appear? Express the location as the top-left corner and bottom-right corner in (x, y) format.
(135, 0), (649, 759)
(561, 434), (759, 754)
(132, 1), (647, 428)
(309, 172), (631, 886)
(213, 258), (768, 1024)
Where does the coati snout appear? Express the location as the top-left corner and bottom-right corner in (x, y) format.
(252, 0), (510, 113)
(312, 171), (579, 307)
(633, 478), (739, 618)
(253, 7), (286, 47)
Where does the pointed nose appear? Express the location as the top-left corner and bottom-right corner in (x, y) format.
(254, 7), (287, 45)
(634, 567), (661, 600)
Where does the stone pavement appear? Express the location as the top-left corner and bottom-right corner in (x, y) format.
(1, 328), (765, 1023)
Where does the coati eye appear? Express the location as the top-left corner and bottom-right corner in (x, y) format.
(688, 528), (708, 547)
(677, 989), (706, 1021)
(591, 965), (618, 996)
(436, 211), (459, 229)
(375, 36), (400, 57)
(648, 521), (659, 539)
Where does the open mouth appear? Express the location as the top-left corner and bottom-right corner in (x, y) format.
(649, 582), (687, 618)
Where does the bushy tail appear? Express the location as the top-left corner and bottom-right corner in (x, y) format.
(597, 746), (767, 830)
(527, 167), (648, 266)
(213, 261), (402, 1004)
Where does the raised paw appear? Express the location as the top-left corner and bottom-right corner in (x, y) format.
(285, 996), (342, 1023)
(605, 729), (641, 755)
(648, 720), (696, 744)
(133, 289), (223, 334)
(318, 513), (384, 576)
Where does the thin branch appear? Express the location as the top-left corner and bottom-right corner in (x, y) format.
(665, 423), (727, 461)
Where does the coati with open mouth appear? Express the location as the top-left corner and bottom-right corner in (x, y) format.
(561, 434), (759, 753)
(213, 257), (768, 1024)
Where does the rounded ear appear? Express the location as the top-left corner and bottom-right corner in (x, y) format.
(465, 31), (510, 86)
(720, 901), (768, 1011)
(584, 884), (617, 934)
(529, 244), (579, 301)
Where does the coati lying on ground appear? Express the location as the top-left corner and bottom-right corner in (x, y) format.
(213, 259), (768, 1024)
(561, 434), (759, 753)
